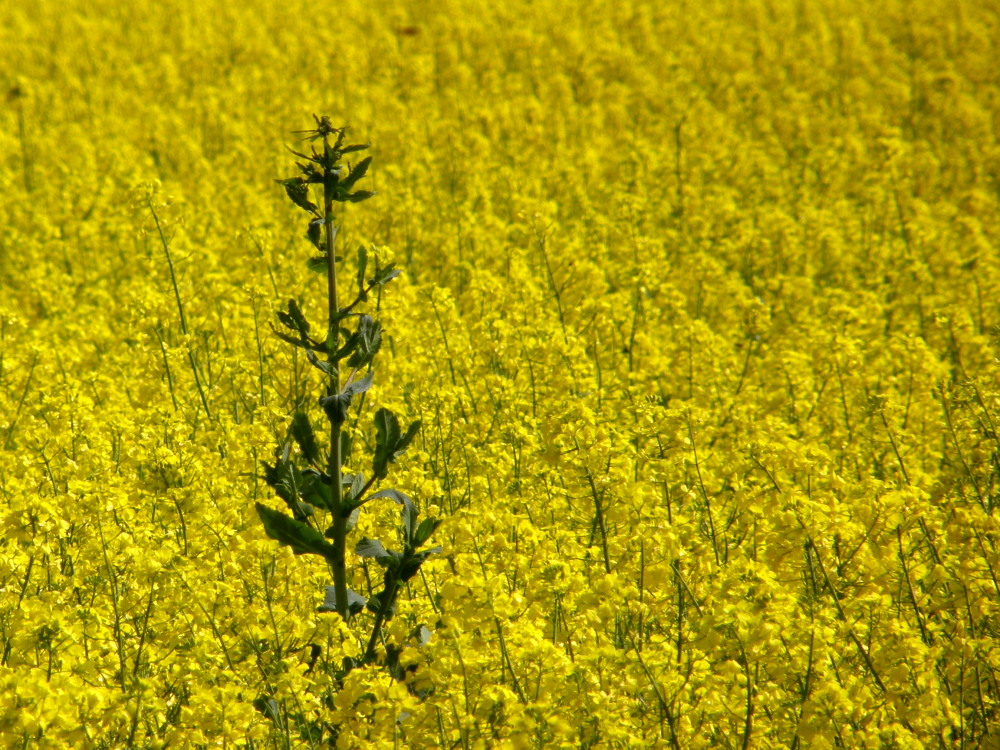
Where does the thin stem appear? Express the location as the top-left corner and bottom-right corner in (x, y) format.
(804, 533), (887, 694)
(363, 578), (399, 662)
(250, 295), (267, 408)
(3, 350), (38, 450)
(687, 414), (720, 566)
(879, 410), (910, 485)
(535, 222), (568, 343)
(147, 199), (213, 422)
(324, 145), (348, 620)
(152, 325), (179, 411)
(584, 469), (612, 574)
(339, 278), (382, 317)
(348, 474), (380, 511)
(673, 116), (685, 218)
(628, 632), (681, 750)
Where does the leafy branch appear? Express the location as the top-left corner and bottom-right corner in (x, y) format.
(255, 117), (441, 682)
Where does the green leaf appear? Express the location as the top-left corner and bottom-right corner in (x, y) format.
(255, 503), (335, 558)
(366, 488), (418, 545)
(372, 408), (401, 480)
(344, 369), (374, 398)
(277, 178), (317, 213)
(261, 461), (284, 497)
(347, 316), (382, 368)
(306, 350), (332, 375)
(263, 451), (314, 518)
(342, 156), (372, 191)
(290, 411), (319, 464)
(366, 488), (410, 504)
(398, 546), (442, 582)
(294, 501), (316, 518)
(324, 504), (360, 538)
(347, 589), (367, 614)
(320, 392), (351, 426)
(253, 696), (281, 724)
(356, 537), (391, 560)
(366, 590), (398, 618)
(287, 299), (310, 336)
(333, 327), (361, 360)
(326, 164), (344, 190)
(276, 311), (296, 330)
(320, 372), (372, 425)
(372, 411), (420, 480)
(399, 495), (418, 545)
(271, 327), (322, 352)
(398, 419), (421, 455)
(341, 143), (370, 155)
(414, 517), (442, 547)
(345, 505), (362, 533)
(300, 472), (332, 512)
(344, 472), (365, 504)
(347, 190), (376, 203)
(293, 469), (333, 520)
(307, 218), (324, 249)
(317, 588), (337, 613)
(318, 587), (367, 615)
(306, 256), (328, 273)
(356, 246), (368, 298)
(372, 264), (402, 287)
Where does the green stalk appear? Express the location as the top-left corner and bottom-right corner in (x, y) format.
(148, 198), (213, 423)
(363, 578), (399, 662)
(324, 150), (348, 620)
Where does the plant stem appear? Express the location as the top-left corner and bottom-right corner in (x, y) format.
(363, 578), (399, 662)
(584, 469), (611, 574)
(325, 152), (348, 620)
(152, 325), (179, 411)
(3, 350), (38, 450)
(148, 199), (213, 422)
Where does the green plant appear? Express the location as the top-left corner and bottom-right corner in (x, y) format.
(256, 116), (441, 663)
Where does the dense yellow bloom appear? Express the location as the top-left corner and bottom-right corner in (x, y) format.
(2, 0), (1000, 746)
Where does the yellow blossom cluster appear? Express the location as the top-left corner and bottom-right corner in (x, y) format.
(2, 0), (1000, 746)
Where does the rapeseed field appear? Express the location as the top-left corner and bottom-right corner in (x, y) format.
(2, 0), (999, 747)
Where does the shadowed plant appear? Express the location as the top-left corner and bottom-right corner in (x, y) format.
(255, 115), (441, 686)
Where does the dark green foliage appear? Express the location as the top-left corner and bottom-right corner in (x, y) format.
(299, 469), (332, 512)
(306, 256), (328, 273)
(255, 502), (336, 558)
(355, 537), (390, 560)
(346, 315), (381, 368)
(341, 156), (372, 191)
(371, 264), (401, 287)
(290, 411), (319, 464)
(319, 370), (373, 425)
(372, 408), (421, 480)
(259, 115), (441, 690)
(307, 218), (324, 249)
(356, 246), (368, 300)
(345, 190), (376, 203)
(277, 177), (318, 213)
(319, 587), (367, 615)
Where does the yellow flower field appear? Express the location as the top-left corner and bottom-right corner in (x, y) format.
(2, 0), (999, 746)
